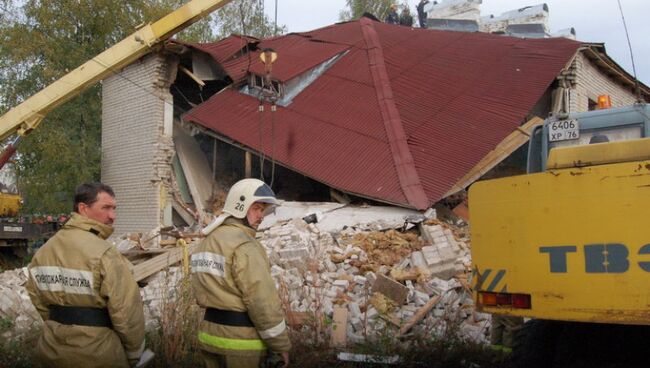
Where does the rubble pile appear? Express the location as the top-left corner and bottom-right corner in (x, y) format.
(139, 267), (184, 331)
(0, 203), (489, 347)
(0, 267), (41, 340)
(259, 209), (489, 345)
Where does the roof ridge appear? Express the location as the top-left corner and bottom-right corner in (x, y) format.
(359, 18), (429, 210)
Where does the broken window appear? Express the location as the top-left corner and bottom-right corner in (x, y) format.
(248, 73), (283, 97)
(240, 51), (347, 106)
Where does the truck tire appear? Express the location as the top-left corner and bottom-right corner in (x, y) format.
(511, 319), (559, 368)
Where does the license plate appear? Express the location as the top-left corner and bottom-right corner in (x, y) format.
(3, 226), (22, 232)
(548, 119), (579, 142)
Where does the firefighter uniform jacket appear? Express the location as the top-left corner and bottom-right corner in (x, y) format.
(26, 213), (145, 368)
(191, 217), (291, 356)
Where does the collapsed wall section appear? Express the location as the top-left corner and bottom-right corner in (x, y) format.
(101, 53), (177, 235)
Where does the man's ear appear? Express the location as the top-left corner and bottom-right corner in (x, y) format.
(77, 202), (88, 216)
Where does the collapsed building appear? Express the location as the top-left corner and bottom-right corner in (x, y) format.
(101, 16), (647, 235)
(2, 10), (649, 352)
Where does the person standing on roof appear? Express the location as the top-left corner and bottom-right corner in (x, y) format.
(191, 178), (291, 368)
(400, 7), (414, 27)
(417, 0), (430, 28)
(26, 182), (145, 368)
(385, 4), (399, 24)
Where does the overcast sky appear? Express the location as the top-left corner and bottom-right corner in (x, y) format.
(263, 0), (649, 85)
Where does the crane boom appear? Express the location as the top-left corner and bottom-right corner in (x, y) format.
(0, 0), (233, 142)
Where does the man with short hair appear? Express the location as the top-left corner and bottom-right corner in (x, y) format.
(192, 178), (291, 368)
(26, 182), (145, 368)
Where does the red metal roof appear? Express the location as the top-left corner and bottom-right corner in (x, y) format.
(183, 18), (580, 209)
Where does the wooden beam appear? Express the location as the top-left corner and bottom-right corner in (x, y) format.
(245, 151), (252, 178)
(398, 294), (441, 335)
(331, 306), (348, 347)
(131, 242), (197, 282)
(178, 65), (206, 87)
(371, 274), (409, 305)
(443, 116), (543, 197)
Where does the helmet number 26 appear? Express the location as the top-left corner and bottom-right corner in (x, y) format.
(235, 202), (245, 212)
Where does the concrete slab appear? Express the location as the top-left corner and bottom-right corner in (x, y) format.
(173, 124), (214, 218)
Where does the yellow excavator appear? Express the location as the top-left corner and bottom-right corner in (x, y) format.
(471, 100), (650, 366)
(0, 0), (234, 255)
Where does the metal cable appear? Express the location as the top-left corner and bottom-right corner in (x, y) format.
(270, 102), (276, 188)
(616, 0), (643, 102)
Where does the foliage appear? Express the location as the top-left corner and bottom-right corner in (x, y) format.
(212, 0), (286, 40)
(0, 0), (282, 214)
(0, 339), (38, 368)
(0, 316), (13, 332)
(339, 0), (394, 22)
(149, 271), (203, 367)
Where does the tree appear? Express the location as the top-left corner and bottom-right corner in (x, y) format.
(212, 0), (286, 39)
(339, 0), (394, 22)
(0, 0), (212, 213)
(0, 0), (282, 214)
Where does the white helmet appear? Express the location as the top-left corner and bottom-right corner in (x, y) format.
(222, 178), (278, 219)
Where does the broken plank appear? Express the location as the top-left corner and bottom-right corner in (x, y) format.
(331, 306), (348, 347)
(371, 274), (408, 305)
(131, 242), (197, 282)
(398, 294), (441, 335)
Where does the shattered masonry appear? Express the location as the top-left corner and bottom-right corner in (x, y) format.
(0, 203), (491, 346)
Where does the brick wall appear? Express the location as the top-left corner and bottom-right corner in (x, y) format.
(569, 52), (637, 113)
(101, 53), (177, 235)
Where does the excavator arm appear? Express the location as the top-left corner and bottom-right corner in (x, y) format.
(0, 0), (233, 167)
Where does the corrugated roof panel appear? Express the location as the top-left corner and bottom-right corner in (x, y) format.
(289, 74), (387, 142)
(191, 35), (258, 63)
(248, 36), (350, 82)
(184, 18), (581, 208)
(301, 21), (365, 46)
(323, 48), (374, 87)
(187, 89), (406, 205)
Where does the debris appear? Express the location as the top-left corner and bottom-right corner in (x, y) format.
(174, 124), (214, 222)
(331, 306), (348, 347)
(2, 201), (485, 348)
(371, 274), (409, 305)
(399, 294), (441, 335)
(0, 268), (42, 341)
(131, 242), (197, 282)
(337, 352), (400, 364)
(369, 292), (397, 315)
(452, 200), (469, 222)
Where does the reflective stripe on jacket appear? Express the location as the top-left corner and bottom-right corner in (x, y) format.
(191, 217), (291, 356)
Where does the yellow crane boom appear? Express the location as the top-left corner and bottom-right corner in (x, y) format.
(0, 0), (233, 142)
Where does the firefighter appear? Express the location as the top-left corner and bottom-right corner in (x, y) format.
(26, 183), (145, 368)
(192, 178), (291, 368)
(490, 314), (524, 352)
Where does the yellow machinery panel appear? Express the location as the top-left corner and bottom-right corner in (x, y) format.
(470, 159), (650, 325)
(0, 193), (21, 218)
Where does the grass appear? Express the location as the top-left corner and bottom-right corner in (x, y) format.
(147, 268), (203, 368)
(0, 333), (39, 368)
